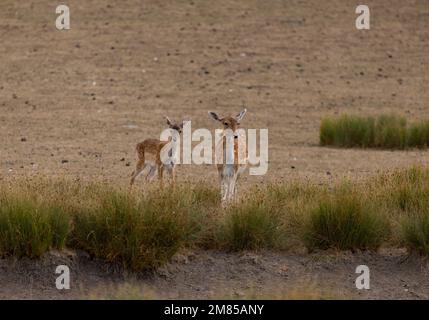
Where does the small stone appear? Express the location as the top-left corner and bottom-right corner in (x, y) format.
(278, 264), (289, 276)
(61, 159), (69, 164)
(234, 290), (245, 297)
(172, 253), (189, 264)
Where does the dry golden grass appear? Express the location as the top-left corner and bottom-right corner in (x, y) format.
(1, 166), (429, 270)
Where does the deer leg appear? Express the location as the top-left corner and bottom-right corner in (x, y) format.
(130, 159), (145, 187)
(158, 164), (164, 189)
(220, 177), (229, 205)
(228, 176), (236, 202)
(224, 176), (235, 204)
(171, 166), (176, 189)
(145, 164), (157, 182)
(230, 176), (238, 202)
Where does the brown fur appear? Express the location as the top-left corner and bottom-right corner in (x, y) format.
(129, 118), (183, 188)
(209, 109), (248, 203)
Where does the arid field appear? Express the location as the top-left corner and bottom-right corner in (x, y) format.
(1, 0), (429, 299)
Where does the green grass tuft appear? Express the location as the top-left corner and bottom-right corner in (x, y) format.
(0, 196), (71, 258)
(320, 114), (375, 147)
(69, 185), (213, 271)
(304, 189), (388, 251)
(320, 114), (429, 149)
(219, 197), (286, 250)
(407, 120), (429, 148)
(401, 209), (429, 255)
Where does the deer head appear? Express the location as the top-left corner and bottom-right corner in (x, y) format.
(208, 109), (247, 139)
(164, 116), (184, 134)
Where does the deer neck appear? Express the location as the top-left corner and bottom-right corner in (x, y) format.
(221, 130), (239, 165)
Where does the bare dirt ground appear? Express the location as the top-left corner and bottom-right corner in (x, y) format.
(1, 0), (429, 299)
(1, 249), (428, 300)
(1, 0), (429, 184)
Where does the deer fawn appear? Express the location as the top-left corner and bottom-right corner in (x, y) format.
(130, 117), (183, 188)
(208, 109), (248, 204)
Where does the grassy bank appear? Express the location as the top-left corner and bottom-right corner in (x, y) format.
(320, 114), (429, 149)
(1, 167), (429, 270)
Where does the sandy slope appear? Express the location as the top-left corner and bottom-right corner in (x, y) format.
(0, 249), (428, 300)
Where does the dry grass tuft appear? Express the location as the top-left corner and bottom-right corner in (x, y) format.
(2, 167), (429, 269)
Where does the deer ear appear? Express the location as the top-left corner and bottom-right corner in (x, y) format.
(236, 108), (247, 121)
(208, 111), (221, 121)
(165, 116), (173, 126)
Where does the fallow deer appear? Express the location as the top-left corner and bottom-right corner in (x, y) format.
(130, 117), (183, 188)
(208, 109), (248, 204)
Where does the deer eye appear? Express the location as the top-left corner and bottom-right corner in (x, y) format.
(223, 122), (228, 126)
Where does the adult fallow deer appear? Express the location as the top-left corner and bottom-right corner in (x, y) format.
(208, 109), (248, 204)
